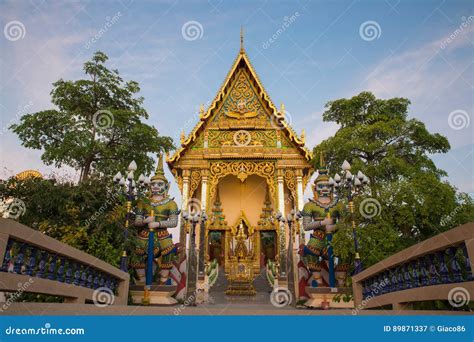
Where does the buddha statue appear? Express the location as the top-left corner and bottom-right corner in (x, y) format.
(133, 153), (180, 285)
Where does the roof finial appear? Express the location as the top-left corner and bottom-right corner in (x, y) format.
(240, 25), (244, 53)
(199, 103), (205, 119)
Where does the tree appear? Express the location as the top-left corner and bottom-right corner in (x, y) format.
(10, 51), (174, 182)
(313, 92), (473, 267)
(0, 176), (126, 266)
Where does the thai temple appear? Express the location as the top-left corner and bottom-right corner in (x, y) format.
(166, 31), (313, 295)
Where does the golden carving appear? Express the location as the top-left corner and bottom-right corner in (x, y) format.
(233, 130), (251, 146)
(219, 69), (263, 121)
(171, 169), (183, 192)
(284, 169), (297, 201)
(189, 170), (201, 198)
(208, 130), (277, 148)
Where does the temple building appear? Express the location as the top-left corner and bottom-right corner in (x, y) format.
(167, 33), (313, 284)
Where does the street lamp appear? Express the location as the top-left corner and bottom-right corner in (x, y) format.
(113, 161), (149, 272)
(331, 160), (369, 275)
(181, 209), (208, 305)
(275, 209), (302, 304)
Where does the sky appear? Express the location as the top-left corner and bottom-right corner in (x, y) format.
(0, 0), (473, 204)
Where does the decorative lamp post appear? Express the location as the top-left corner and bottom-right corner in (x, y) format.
(182, 209), (208, 305)
(113, 161), (149, 272)
(331, 160), (369, 275)
(276, 209), (302, 303)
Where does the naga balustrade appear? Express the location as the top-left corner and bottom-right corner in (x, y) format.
(0, 218), (129, 305)
(352, 222), (474, 310)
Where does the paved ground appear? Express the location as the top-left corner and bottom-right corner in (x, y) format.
(1, 302), (467, 316)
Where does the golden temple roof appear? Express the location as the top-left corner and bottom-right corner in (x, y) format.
(167, 33), (312, 166)
(15, 170), (43, 180)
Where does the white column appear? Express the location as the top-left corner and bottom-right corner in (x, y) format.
(277, 171), (285, 215)
(196, 171), (208, 255)
(296, 170), (305, 246)
(180, 170), (190, 249)
(277, 170), (287, 278)
(200, 173), (208, 212)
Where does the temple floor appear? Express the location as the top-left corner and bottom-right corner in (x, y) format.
(206, 267), (272, 305)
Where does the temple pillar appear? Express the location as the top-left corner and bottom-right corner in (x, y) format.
(198, 170), (208, 279)
(296, 170), (305, 245)
(293, 169), (305, 301)
(277, 169), (287, 279)
(180, 170), (190, 252)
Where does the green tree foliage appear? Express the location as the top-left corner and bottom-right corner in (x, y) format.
(0, 176), (125, 267)
(314, 92), (473, 267)
(10, 51), (174, 182)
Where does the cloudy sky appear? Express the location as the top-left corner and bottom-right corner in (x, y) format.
(0, 0), (473, 202)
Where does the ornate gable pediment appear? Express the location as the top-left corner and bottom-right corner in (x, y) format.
(167, 39), (312, 168)
(211, 68), (269, 126)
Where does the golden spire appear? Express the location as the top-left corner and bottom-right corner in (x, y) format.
(301, 129), (306, 144)
(319, 151), (325, 168)
(180, 130), (185, 145)
(240, 26), (244, 53)
(151, 153), (168, 182)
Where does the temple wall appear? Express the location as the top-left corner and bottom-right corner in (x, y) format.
(217, 174), (269, 228)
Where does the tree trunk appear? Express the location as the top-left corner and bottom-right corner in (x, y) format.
(81, 158), (93, 183)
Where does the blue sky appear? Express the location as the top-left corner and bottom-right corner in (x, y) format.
(1, 0), (473, 201)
